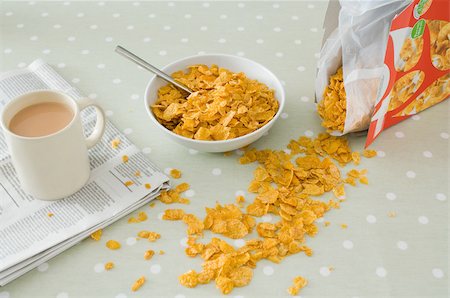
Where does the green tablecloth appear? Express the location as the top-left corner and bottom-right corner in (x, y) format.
(0, 1), (448, 297)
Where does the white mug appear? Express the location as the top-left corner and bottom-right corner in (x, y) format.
(0, 90), (106, 200)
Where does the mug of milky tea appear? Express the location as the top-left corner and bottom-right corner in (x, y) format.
(0, 90), (105, 200)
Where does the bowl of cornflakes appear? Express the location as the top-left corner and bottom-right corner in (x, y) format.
(144, 54), (285, 152)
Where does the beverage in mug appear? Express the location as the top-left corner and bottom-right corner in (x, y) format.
(0, 90), (106, 200)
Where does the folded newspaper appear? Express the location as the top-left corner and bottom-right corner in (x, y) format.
(0, 59), (170, 286)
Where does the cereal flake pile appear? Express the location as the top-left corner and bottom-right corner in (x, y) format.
(92, 132), (377, 295)
(317, 67), (346, 132)
(151, 64), (279, 140)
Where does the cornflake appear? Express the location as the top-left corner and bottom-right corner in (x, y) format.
(145, 183), (152, 189)
(128, 211), (148, 223)
(157, 183), (191, 204)
(317, 67), (346, 132)
(287, 276), (308, 296)
(47, 212), (54, 217)
(111, 138), (121, 149)
(131, 276), (146, 292)
(104, 262), (114, 270)
(122, 155), (129, 163)
(163, 209), (186, 220)
(90, 229), (102, 241)
(151, 65), (279, 141)
(124, 181), (134, 187)
(144, 250), (155, 260)
(137, 230), (161, 242)
(106, 240), (121, 250)
(170, 168), (182, 179)
(362, 149), (377, 158)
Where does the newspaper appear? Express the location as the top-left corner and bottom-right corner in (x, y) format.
(0, 59), (170, 286)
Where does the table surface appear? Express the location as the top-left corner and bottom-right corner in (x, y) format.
(0, 1), (448, 298)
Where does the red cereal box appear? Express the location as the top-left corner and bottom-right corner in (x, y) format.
(366, 0), (449, 147)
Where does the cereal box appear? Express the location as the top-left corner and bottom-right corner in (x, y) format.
(366, 0), (449, 146)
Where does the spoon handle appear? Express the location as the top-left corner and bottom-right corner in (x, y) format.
(115, 45), (193, 94)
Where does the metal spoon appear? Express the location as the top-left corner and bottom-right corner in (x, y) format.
(115, 45), (193, 95)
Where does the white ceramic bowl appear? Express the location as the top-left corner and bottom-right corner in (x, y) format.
(144, 54), (285, 152)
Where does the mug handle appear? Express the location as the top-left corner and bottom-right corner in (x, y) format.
(77, 97), (106, 149)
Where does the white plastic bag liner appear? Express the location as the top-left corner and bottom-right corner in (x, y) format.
(315, 0), (411, 135)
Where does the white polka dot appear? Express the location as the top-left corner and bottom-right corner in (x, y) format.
(142, 147), (152, 154)
(256, 15), (263, 20)
(56, 293), (69, 298)
(159, 50), (167, 56)
(63, 1), (70, 5)
(294, 39), (302, 45)
(261, 214), (272, 222)
(307, 4), (315, 8)
(283, 149), (291, 155)
(423, 151), (433, 158)
(67, 36), (76, 42)
(94, 263), (104, 273)
(180, 237), (188, 247)
(396, 241), (408, 250)
(53, 24), (62, 29)
(129, 94), (139, 100)
(202, 2), (210, 7)
(57, 63), (66, 68)
(88, 93), (98, 99)
(300, 96), (309, 102)
(304, 130), (314, 137)
(185, 190), (195, 198)
(29, 1), (35, 5)
(123, 128), (133, 135)
(115, 294), (127, 298)
(175, 295), (185, 298)
(112, 13), (120, 18)
(237, 26), (245, 31)
(150, 264), (161, 274)
(143, 37), (151, 43)
(188, 149), (198, 155)
(41, 12), (49, 17)
(168, 2), (175, 7)
(17, 62), (27, 68)
(126, 237), (137, 246)
(72, 78), (80, 83)
(233, 239), (246, 248)
(256, 38), (264, 44)
(197, 51), (206, 55)
(342, 240), (354, 249)
(395, 131), (405, 138)
(219, 14), (227, 19)
(272, 3), (280, 8)
(76, 12), (85, 18)
(386, 192), (396, 200)
(291, 15), (299, 20)
(235, 149), (244, 156)
(105, 110), (113, 117)
(184, 14), (191, 19)
(316, 217), (324, 223)
(377, 150), (386, 157)
(273, 27), (282, 32)
(5, 11), (13, 16)
(113, 78), (121, 84)
(180, 38), (189, 43)
(310, 27), (318, 32)
(37, 262), (49, 272)
(89, 24), (98, 30)
(163, 25), (171, 31)
(418, 216), (429, 224)
(263, 266), (274, 276)
(314, 52), (321, 58)
(280, 112), (288, 119)
(105, 37), (113, 42)
(3, 48), (12, 54)
(280, 80), (286, 86)
(235, 190), (245, 197)
(237, 51), (245, 57)
(0, 291), (10, 298)
(406, 171), (416, 178)
(30, 35), (38, 41)
(97, 63), (105, 69)
(435, 193), (447, 201)
(148, 13), (156, 18)
(200, 26), (208, 31)
(98, 1), (105, 6)
(212, 168), (222, 176)
(432, 268), (444, 279)
(16, 24), (24, 28)
(297, 66), (306, 72)
(319, 266), (331, 277)
(126, 25), (134, 30)
(275, 52), (284, 58)
(440, 132), (449, 139)
(42, 49), (51, 54)
(366, 215), (377, 224)
(218, 38), (226, 43)
(132, 1), (140, 6)
(375, 267), (387, 277)
(237, 3), (245, 8)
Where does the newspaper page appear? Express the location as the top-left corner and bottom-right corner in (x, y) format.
(0, 59), (170, 285)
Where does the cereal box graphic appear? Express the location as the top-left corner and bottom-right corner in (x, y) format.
(366, 0), (449, 147)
